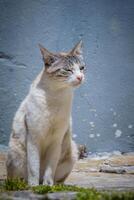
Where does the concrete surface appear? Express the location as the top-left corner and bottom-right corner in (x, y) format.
(0, 191), (77, 200)
(0, 151), (134, 191)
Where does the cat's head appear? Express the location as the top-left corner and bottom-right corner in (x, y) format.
(39, 41), (85, 88)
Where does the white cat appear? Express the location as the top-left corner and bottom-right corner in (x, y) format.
(6, 41), (85, 186)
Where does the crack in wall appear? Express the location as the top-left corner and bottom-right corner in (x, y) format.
(0, 51), (27, 68)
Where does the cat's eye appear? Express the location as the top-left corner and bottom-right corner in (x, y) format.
(66, 69), (73, 73)
(58, 69), (70, 76)
(80, 66), (85, 70)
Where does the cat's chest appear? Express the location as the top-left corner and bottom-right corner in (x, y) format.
(41, 103), (70, 136)
(44, 97), (71, 134)
(35, 100), (70, 147)
(46, 91), (72, 121)
(28, 89), (72, 136)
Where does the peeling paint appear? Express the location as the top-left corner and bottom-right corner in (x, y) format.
(115, 130), (122, 138)
(128, 125), (133, 129)
(89, 134), (95, 138)
(112, 123), (117, 128)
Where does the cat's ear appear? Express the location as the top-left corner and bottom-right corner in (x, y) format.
(39, 44), (56, 67)
(70, 40), (83, 56)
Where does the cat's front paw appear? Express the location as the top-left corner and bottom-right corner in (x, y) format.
(43, 176), (54, 186)
(43, 167), (54, 186)
(28, 177), (39, 186)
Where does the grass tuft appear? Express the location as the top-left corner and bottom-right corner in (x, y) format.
(0, 179), (134, 200)
(32, 184), (89, 194)
(32, 184), (134, 200)
(3, 178), (28, 191)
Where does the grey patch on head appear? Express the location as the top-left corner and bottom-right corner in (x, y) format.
(44, 56), (58, 67)
(64, 55), (81, 68)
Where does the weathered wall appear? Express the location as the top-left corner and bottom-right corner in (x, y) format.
(0, 0), (134, 152)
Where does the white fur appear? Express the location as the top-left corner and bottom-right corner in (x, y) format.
(6, 69), (79, 186)
(67, 64), (85, 86)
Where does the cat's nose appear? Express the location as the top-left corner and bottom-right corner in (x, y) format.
(76, 75), (82, 82)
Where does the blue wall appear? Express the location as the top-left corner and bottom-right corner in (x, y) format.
(0, 0), (134, 152)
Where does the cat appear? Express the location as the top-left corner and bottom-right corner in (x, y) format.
(6, 40), (85, 186)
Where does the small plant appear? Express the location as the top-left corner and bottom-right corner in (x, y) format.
(1, 179), (134, 200)
(32, 184), (134, 200)
(100, 191), (134, 200)
(76, 190), (101, 200)
(4, 178), (28, 191)
(32, 184), (90, 194)
(32, 184), (52, 194)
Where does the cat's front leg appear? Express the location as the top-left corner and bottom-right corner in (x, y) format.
(27, 134), (40, 186)
(43, 141), (61, 186)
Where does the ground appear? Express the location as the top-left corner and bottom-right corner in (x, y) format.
(66, 153), (134, 190)
(0, 151), (134, 199)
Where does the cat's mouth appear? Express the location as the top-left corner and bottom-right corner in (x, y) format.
(62, 76), (84, 88)
(71, 80), (83, 87)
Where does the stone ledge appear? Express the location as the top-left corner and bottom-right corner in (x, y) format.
(0, 190), (77, 200)
(0, 151), (134, 190)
